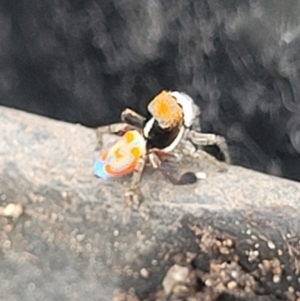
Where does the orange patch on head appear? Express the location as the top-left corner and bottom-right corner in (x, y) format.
(148, 91), (183, 129)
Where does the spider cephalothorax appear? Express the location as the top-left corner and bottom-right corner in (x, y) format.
(94, 90), (230, 205)
(144, 91), (184, 151)
(144, 90), (200, 152)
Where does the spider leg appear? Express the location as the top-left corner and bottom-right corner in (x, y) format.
(123, 156), (146, 207)
(151, 148), (181, 163)
(129, 156), (147, 190)
(97, 106), (146, 137)
(96, 122), (137, 139)
(121, 108), (146, 129)
(95, 122), (139, 151)
(182, 139), (227, 172)
(149, 151), (198, 185)
(187, 130), (231, 164)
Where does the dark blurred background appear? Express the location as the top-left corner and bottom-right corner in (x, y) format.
(1, 0), (300, 181)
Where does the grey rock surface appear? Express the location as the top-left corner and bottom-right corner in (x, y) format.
(0, 105), (300, 301)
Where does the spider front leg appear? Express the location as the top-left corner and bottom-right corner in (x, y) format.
(188, 130), (231, 164)
(96, 107), (146, 139)
(95, 122), (137, 151)
(96, 122), (139, 137)
(121, 108), (146, 129)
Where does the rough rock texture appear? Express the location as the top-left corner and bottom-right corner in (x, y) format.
(1, 105), (300, 301)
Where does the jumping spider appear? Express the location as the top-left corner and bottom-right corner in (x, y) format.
(94, 90), (230, 206)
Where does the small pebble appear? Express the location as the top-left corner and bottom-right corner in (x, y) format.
(76, 234), (85, 242)
(162, 265), (189, 295)
(227, 281), (237, 290)
(267, 241), (276, 249)
(223, 239), (233, 247)
(140, 268), (149, 278)
(287, 275), (293, 282)
(231, 271), (238, 279)
(288, 286), (294, 293)
(205, 279), (213, 287)
(0, 203), (23, 218)
(61, 191), (68, 198)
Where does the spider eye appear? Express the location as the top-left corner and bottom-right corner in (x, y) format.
(148, 91), (183, 129)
